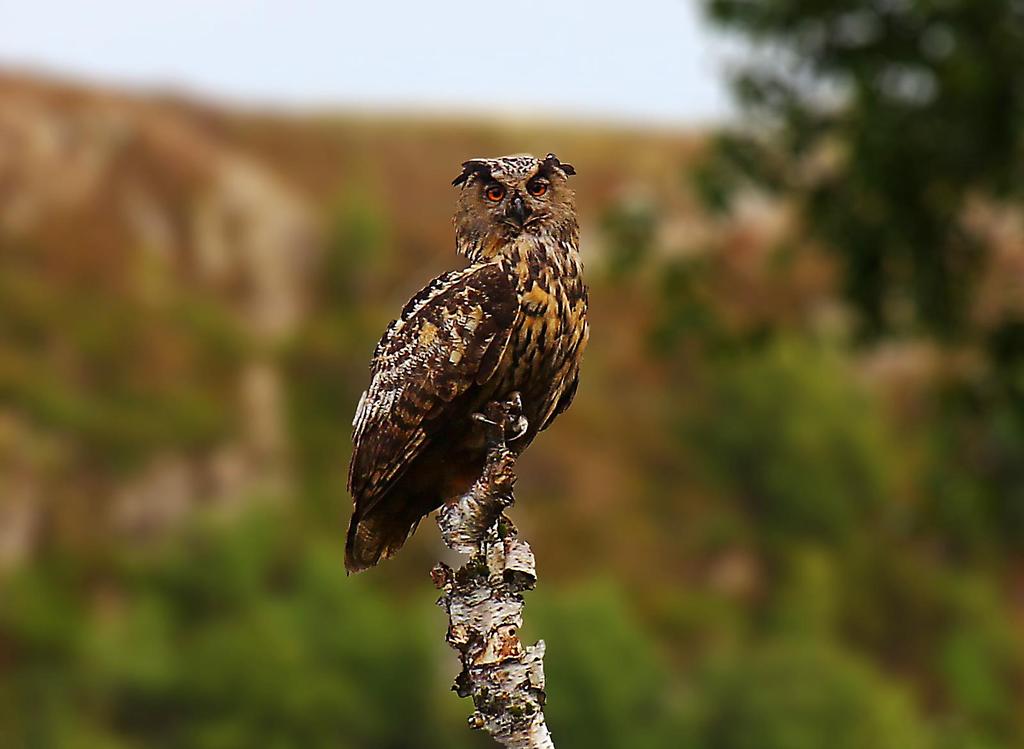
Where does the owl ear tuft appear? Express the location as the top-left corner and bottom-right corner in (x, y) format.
(452, 159), (493, 187)
(542, 153), (576, 177)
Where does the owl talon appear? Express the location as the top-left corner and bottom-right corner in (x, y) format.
(473, 409), (507, 448)
(508, 416), (529, 441)
(474, 397), (529, 446)
(502, 392), (527, 441)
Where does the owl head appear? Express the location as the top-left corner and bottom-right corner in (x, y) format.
(452, 153), (577, 260)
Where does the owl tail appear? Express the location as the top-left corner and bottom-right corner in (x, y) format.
(344, 505), (421, 573)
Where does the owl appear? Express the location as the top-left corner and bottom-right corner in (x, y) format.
(345, 153), (588, 572)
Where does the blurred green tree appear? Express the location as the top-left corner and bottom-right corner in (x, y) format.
(701, 0), (1024, 338)
(527, 584), (685, 749)
(0, 509), (468, 749)
(698, 0), (1024, 591)
(692, 641), (934, 749)
(283, 194), (394, 519)
(691, 340), (896, 547)
(0, 241), (246, 475)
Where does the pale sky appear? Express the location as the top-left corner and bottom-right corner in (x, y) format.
(0, 0), (734, 125)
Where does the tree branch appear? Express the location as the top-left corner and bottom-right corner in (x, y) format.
(432, 395), (556, 749)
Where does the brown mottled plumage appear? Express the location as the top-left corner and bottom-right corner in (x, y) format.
(345, 153), (588, 572)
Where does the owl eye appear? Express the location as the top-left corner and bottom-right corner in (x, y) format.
(527, 180), (548, 197)
(485, 184), (506, 202)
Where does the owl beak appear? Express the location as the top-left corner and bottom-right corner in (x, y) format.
(506, 193), (531, 228)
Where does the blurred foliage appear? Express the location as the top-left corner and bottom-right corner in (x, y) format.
(691, 340), (895, 547)
(1, 509), (454, 749)
(528, 585), (684, 749)
(283, 192), (394, 519)
(699, 0), (1024, 563)
(703, 0), (1024, 338)
(691, 641), (934, 749)
(684, 6), (1024, 742)
(600, 197), (657, 280)
(0, 507), (690, 749)
(0, 241), (245, 475)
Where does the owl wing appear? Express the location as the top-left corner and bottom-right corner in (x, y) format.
(348, 262), (519, 512)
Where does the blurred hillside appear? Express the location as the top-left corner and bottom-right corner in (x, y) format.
(1, 65), (1023, 749)
(0, 72), (708, 566)
(0, 73), (313, 562)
